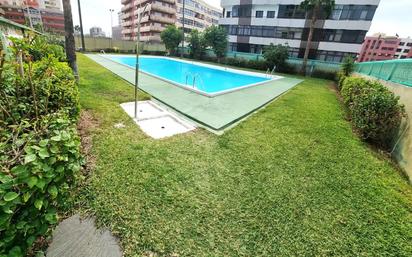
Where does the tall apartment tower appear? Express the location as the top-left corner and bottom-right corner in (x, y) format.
(121, 0), (177, 42)
(120, 0), (221, 42)
(219, 0), (380, 62)
(176, 0), (221, 33)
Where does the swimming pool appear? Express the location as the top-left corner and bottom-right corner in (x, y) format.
(105, 55), (279, 96)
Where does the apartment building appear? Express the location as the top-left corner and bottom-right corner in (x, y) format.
(120, 0), (221, 42)
(90, 26), (106, 38)
(121, 0), (176, 42)
(358, 34), (412, 62)
(0, 0), (64, 33)
(219, 0), (380, 62)
(176, 0), (221, 33)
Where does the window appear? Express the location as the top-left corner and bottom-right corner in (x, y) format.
(232, 5), (252, 17)
(404, 49), (410, 53)
(226, 11), (231, 18)
(396, 48), (402, 52)
(399, 42), (405, 46)
(255, 11), (263, 18)
(407, 43), (412, 47)
(267, 11), (276, 18)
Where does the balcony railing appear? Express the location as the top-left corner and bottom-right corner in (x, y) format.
(149, 15), (175, 24)
(140, 35), (162, 42)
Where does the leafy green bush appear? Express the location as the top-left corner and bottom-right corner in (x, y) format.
(341, 55), (355, 76)
(336, 71), (347, 89)
(263, 44), (289, 71)
(1, 34), (82, 256)
(10, 35), (65, 62)
(340, 77), (372, 105)
(340, 77), (406, 149)
(350, 85), (405, 148)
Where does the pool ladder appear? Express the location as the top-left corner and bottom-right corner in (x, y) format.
(266, 66), (276, 78)
(185, 72), (205, 91)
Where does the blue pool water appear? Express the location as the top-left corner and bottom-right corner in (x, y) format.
(107, 56), (271, 94)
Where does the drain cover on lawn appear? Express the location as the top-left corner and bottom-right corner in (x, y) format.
(120, 101), (195, 139)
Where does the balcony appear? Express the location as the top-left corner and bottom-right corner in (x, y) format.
(121, 3), (133, 12)
(149, 15), (175, 24)
(122, 28), (133, 34)
(151, 3), (176, 14)
(140, 35), (162, 42)
(138, 25), (165, 33)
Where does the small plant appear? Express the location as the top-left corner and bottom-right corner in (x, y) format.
(263, 44), (289, 71)
(341, 55), (355, 76)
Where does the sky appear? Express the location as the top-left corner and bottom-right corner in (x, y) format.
(70, 0), (411, 38)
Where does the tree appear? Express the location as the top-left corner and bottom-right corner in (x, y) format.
(160, 25), (183, 56)
(300, 0), (335, 75)
(204, 25), (228, 61)
(188, 29), (206, 59)
(263, 44), (289, 71)
(62, 0), (79, 81)
(341, 55), (355, 76)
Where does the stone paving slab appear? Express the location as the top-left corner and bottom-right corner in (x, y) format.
(47, 214), (122, 257)
(86, 54), (303, 130)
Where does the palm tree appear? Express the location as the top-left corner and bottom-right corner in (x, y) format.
(62, 0), (79, 81)
(300, 0), (335, 75)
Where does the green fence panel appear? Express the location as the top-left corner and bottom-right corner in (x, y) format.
(355, 59), (412, 87)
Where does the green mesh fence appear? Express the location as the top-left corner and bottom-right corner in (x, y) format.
(355, 59), (412, 87)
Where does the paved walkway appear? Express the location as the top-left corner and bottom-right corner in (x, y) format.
(86, 54), (303, 131)
(47, 214), (122, 257)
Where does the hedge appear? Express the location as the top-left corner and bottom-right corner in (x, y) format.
(340, 76), (406, 149)
(0, 34), (82, 256)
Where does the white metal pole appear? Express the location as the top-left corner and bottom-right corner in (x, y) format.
(134, 3), (149, 119)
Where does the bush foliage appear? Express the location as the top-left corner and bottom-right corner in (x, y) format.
(262, 44), (289, 71)
(0, 34), (82, 256)
(340, 77), (406, 149)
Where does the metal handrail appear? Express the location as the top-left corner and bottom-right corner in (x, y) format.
(193, 73), (205, 90)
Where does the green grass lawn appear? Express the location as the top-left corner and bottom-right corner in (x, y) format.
(77, 54), (412, 257)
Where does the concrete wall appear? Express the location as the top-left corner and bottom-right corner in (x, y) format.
(356, 73), (412, 183)
(74, 36), (166, 53)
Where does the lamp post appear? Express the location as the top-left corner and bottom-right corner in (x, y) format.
(109, 9), (114, 48)
(77, 0), (86, 51)
(134, 3), (150, 119)
(180, 0), (185, 58)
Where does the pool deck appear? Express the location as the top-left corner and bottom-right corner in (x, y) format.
(86, 54), (303, 131)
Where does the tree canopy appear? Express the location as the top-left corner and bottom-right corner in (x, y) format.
(160, 25), (183, 55)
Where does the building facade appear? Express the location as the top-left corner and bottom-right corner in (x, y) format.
(90, 27), (106, 38)
(219, 0), (380, 62)
(120, 0), (221, 42)
(358, 34), (412, 62)
(176, 0), (221, 33)
(0, 0), (64, 34)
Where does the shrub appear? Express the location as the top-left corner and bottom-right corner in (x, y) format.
(350, 85), (405, 148)
(188, 29), (206, 59)
(340, 77), (406, 149)
(336, 71), (347, 89)
(311, 69), (337, 80)
(10, 35), (65, 62)
(0, 34), (82, 255)
(341, 55), (355, 76)
(340, 77), (372, 105)
(160, 25), (182, 56)
(203, 25), (228, 61)
(262, 44), (289, 71)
